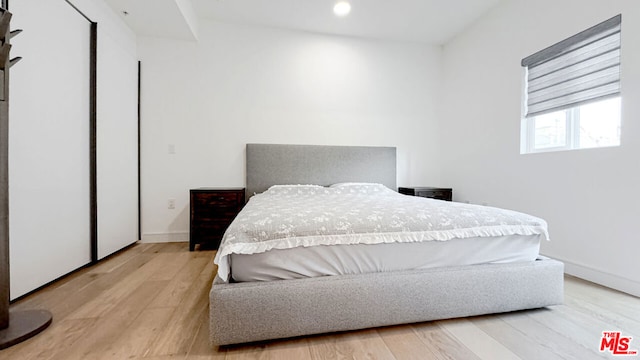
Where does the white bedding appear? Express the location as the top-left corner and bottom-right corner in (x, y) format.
(230, 234), (542, 282)
(214, 183), (550, 282)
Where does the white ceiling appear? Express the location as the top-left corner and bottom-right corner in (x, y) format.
(104, 0), (198, 39)
(106, 0), (502, 44)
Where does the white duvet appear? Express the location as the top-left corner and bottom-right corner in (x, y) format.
(214, 183), (549, 281)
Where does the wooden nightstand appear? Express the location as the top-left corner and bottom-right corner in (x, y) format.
(399, 187), (453, 201)
(189, 187), (245, 251)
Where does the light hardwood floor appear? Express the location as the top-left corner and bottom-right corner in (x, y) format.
(1, 242), (639, 360)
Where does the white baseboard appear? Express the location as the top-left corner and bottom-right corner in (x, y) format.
(141, 232), (188, 243)
(544, 254), (640, 297)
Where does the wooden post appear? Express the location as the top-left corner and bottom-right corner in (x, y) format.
(0, 6), (52, 349)
(0, 4), (13, 334)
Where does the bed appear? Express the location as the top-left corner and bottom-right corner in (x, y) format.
(209, 144), (564, 346)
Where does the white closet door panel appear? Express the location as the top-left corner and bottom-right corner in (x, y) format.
(97, 32), (139, 259)
(9, 0), (91, 299)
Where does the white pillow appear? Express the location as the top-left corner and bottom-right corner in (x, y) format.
(264, 184), (326, 196)
(329, 182), (391, 194)
(268, 184), (323, 189)
(329, 182), (384, 188)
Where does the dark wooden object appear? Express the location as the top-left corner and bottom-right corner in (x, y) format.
(189, 188), (245, 251)
(0, 6), (52, 349)
(0, 7), (9, 332)
(89, 21), (97, 261)
(399, 187), (453, 201)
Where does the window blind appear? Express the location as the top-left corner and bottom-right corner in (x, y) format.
(521, 14), (621, 118)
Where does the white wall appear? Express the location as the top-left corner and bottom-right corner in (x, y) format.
(440, 0), (640, 296)
(9, 0), (138, 298)
(138, 21), (443, 241)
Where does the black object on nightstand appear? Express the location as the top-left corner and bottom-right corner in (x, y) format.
(189, 188), (245, 251)
(399, 187), (453, 201)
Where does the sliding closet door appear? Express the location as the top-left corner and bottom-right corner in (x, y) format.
(9, 0), (91, 299)
(97, 31), (139, 259)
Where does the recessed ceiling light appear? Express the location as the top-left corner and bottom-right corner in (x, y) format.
(333, 2), (351, 17)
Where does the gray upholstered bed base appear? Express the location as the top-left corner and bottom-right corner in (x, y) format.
(210, 257), (564, 346)
(210, 144), (563, 346)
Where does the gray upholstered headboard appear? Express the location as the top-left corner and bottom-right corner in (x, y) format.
(246, 144), (396, 198)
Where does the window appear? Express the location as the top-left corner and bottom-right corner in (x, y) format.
(527, 97), (621, 152)
(521, 15), (622, 153)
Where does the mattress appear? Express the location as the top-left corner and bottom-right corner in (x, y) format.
(230, 234), (542, 282)
(215, 183), (550, 282)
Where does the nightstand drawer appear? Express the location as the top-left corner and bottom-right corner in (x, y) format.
(191, 207), (240, 219)
(192, 219), (236, 232)
(399, 187), (453, 201)
(194, 192), (240, 207)
(416, 189), (450, 199)
(191, 226), (226, 239)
